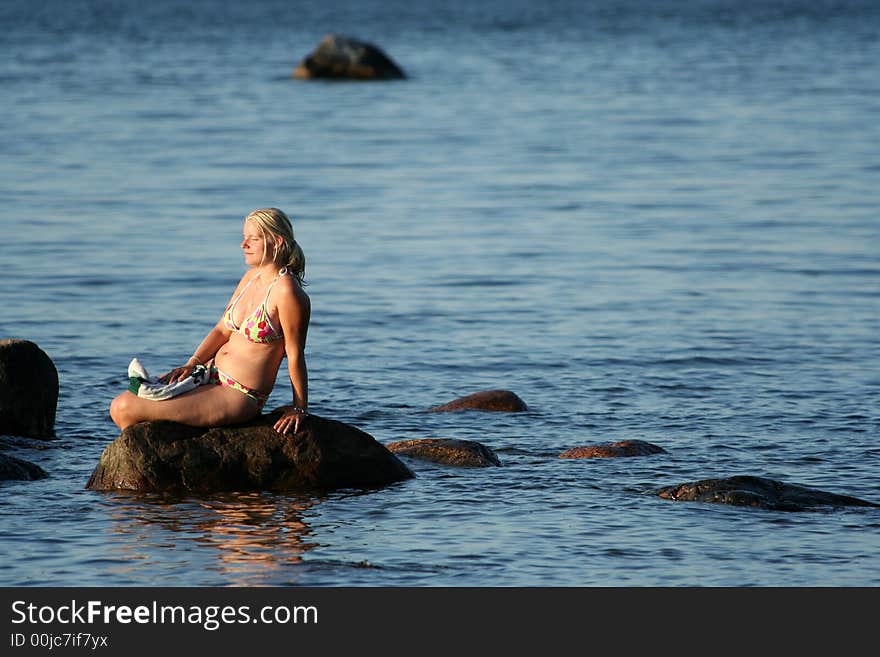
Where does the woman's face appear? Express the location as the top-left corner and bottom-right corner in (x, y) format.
(241, 220), (268, 266)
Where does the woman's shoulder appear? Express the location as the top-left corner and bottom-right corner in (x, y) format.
(236, 268), (261, 286)
(274, 273), (310, 304)
(225, 269), (257, 301)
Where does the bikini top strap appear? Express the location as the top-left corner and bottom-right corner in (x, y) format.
(228, 276), (256, 311)
(262, 269), (288, 304)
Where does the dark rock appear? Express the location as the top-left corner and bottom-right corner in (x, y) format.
(655, 475), (880, 512)
(86, 412), (414, 493)
(559, 440), (668, 459)
(293, 34), (406, 81)
(0, 339), (58, 439)
(426, 390), (528, 413)
(0, 452), (47, 481)
(386, 438), (501, 467)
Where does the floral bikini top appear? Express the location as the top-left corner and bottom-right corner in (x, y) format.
(223, 272), (285, 343)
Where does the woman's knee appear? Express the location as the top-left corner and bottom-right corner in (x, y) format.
(109, 392), (135, 429)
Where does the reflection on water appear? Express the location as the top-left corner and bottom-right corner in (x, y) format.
(103, 493), (321, 586)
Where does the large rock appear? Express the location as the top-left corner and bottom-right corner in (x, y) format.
(0, 339), (58, 439)
(0, 452), (47, 481)
(86, 412), (414, 493)
(559, 440), (667, 459)
(293, 34), (406, 80)
(655, 475), (880, 512)
(426, 389), (528, 413)
(386, 438), (501, 467)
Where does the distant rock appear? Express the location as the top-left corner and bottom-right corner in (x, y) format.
(559, 440), (667, 459)
(0, 452), (47, 481)
(293, 34), (406, 80)
(386, 438), (501, 467)
(86, 412), (414, 493)
(426, 390), (528, 413)
(0, 339), (58, 439)
(655, 475), (880, 512)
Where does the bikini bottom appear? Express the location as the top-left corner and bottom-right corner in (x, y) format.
(209, 364), (270, 410)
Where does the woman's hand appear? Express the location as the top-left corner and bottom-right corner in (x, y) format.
(159, 362), (197, 383)
(274, 406), (308, 435)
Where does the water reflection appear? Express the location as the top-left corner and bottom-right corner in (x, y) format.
(102, 492), (321, 585)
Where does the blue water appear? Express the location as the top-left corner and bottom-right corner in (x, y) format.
(1, 0), (878, 586)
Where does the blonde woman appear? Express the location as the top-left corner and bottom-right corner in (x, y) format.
(110, 208), (311, 435)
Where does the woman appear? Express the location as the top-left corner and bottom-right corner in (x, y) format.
(110, 208), (311, 435)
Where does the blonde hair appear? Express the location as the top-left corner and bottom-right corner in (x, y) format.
(245, 207), (306, 285)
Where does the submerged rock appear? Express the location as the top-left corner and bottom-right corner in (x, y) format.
(426, 390), (528, 413)
(0, 452), (47, 481)
(559, 440), (668, 459)
(386, 438), (501, 467)
(293, 34), (406, 80)
(655, 475), (880, 512)
(86, 412), (414, 493)
(0, 339), (58, 439)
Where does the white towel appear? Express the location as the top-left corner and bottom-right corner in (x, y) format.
(127, 357), (209, 401)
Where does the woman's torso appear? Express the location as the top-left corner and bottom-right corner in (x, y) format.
(214, 271), (305, 393)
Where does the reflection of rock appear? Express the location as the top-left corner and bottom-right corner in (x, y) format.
(655, 475), (880, 511)
(559, 440), (667, 459)
(104, 494), (319, 584)
(0, 339), (58, 439)
(386, 438), (501, 467)
(293, 34), (406, 80)
(86, 412), (414, 493)
(426, 390), (528, 413)
(192, 495), (318, 580)
(0, 452), (47, 481)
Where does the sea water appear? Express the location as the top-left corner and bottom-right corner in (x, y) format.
(1, 0), (878, 586)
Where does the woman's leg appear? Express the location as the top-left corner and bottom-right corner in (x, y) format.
(109, 384), (260, 430)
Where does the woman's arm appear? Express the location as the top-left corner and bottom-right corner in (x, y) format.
(160, 275), (249, 383)
(273, 280), (311, 433)
(161, 322), (231, 383)
(188, 324), (231, 367)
